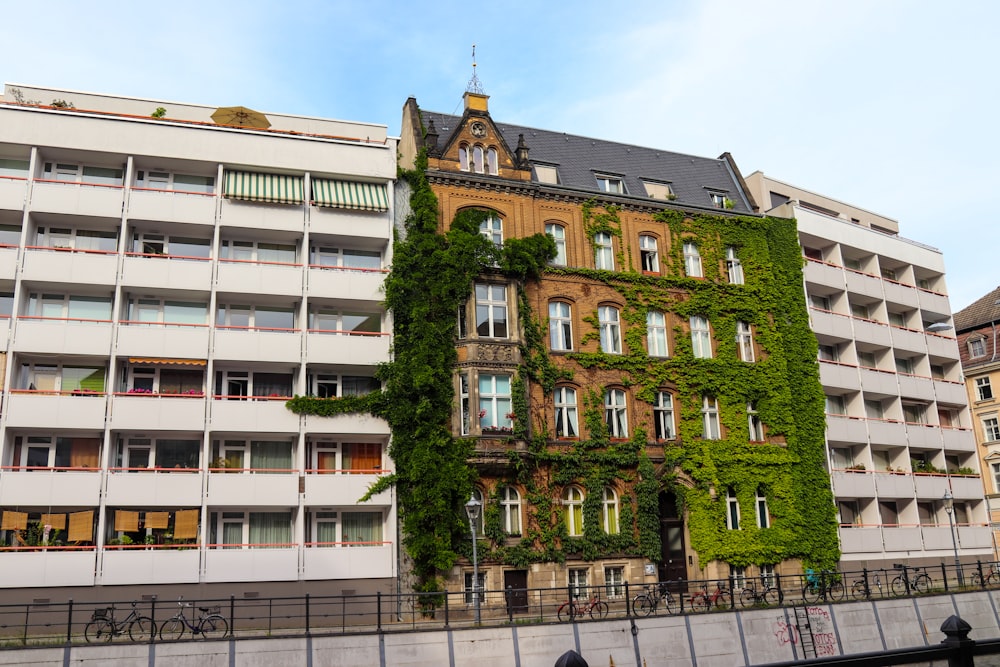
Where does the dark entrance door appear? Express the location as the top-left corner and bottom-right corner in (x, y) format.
(659, 491), (687, 592)
(504, 569), (529, 614)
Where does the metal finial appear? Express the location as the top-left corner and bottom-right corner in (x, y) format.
(467, 43), (484, 94)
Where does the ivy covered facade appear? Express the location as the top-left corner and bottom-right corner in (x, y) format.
(391, 91), (840, 600)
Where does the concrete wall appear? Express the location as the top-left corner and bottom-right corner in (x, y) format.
(4, 589), (1000, 666)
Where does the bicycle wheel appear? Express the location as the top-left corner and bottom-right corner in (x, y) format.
(663, 592), (679, 615)
(632, 594), (654, 616)
(199, 615), (229, 640)
(828, 580), (845, 601)
(972, 572), (985, 588)
(128, 616), (156, 642)
(890, 576), (908, 597)
(159, 617), (186, 641)
(802, 584), (821, 604)
(739, 588), (757, 608)
(851, 580), (869, 600)
(689, 594), (709, 613)
(557, 602), (576, 622)
(85, 619), (114, 643)
(589, 601), (609, 619)
(713, 589), (731, 609)
(911, 574), (931, 595)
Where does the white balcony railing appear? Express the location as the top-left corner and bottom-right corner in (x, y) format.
(21, 247), (119, 286)
(4, 391), (107, 429)
(203, 546), (299, 583)
(302, 543), (394, 580)
(121, 254), (213, 292)
(0, 550), (97, 588)
(12, 317), (114, 356)
(100, 547), (201, 585)
(0, 469), (103, 506)
(109, 394), (207, 431)
(209, 398), (301, 432)
(128, 188), (217, 225)
(104, 470), (204, 506)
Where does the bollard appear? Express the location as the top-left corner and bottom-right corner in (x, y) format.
(940, 615), (974, 667)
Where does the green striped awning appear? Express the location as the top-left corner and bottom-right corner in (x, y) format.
(312, 179), (388, 212)
(224, 171), (304, 204)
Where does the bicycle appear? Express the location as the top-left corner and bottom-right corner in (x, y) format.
(802, 569), (844, 603)
(631, 582), (679, 616)
(159, 598), (229, 640)
(739, 578), (782, 608)
(84, 601), (157, 643)
(689, 583), (731, 612)
(972, 563), (1000, 588)
(890, 565), (931, 596)
(850, 569), (886, 600)
(557, 591), (608, 621)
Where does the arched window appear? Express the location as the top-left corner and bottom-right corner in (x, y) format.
(647, 311), (668, 357)
(554, 387), (579, 438)
(545, 223), (567, 266)
(472, 146), (485, 173)
(549, 301), (573, 351)
(605, 388), (628, 438)
(458, 145), (470, 172)
(499, 486), (521, 535)
(563, 486), (584, 536)
(639, 235), (659, 272)
(486, 148), (498, 175)
(479, 213), (502, 247)
(599, 306), (622, 354)
(600, 487), (619, 534)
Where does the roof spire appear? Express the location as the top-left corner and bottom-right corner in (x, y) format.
(466, 44), (484, 94)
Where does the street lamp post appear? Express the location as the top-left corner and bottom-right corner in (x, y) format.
(465, 494), (482, 624)
(944, 489), (964, 586)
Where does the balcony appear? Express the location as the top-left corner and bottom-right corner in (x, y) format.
(128, 188), (217, 225)
(29, 181), (124, 219)
(905, 423), (943, 448)
(830, 470), (876, 498)
(12, 317), (114, 355)
(116, 323), (210, 359)
(912, 473), (950, 499)
(0, 469), (102, 506)
(22, 247), (119, 287)
(889, 327), (927, 355)
(220, 199), (304, 233)
(858, 367), (898, 395)
(0, 246), (17, 280)
(109, 394), (207, 431)
(852, 319), (893, 347)
(942, 428), (976, 452)
(303, 472), (392, 507)
(950, 475), (986, 500)
(825, 415), (868, 444)
(918, 290), (951, 320)
(920, 526), (956, 551)
(873, 472), (914, 498)
(305, 332), (389, 366)
(882, 281), (920, 309)
(0, 176), (27, 211)
(881, 526), (923, 552)
(926, 333), (959, 359)
(0, 550), (97, 588)
(4, 391), (107, 429)
(958, 525), (994, 549)
(933, 380), (968, 405)
(838, 527), (884, 554)
(203, 546), (298, 583)
(809, 309), (853, 339)
(104, 470), (203, 506)
(212, 328), (302, 363)
(302, 544), (393, 580)
(210, 398), (301, 432)
(310, 207), (391, 242)
(303, 412), (390, 437)
(204, 472), (299, 506)
(216, 260), (304, 297)
(868, 419), (907, 446)
(819, 362), (860, 392)
(100, 547), (200, 585)
(845, 271), (883, 300)
(121, 254), (213, 292)
(307, 266), (385, 301)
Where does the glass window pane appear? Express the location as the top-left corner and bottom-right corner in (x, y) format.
(254, 307), (294, 329)
(68, 295), (112, 320)
(164, 301), (207, 324)
(343, 249), (381, 269)
(170, 237), (211, 258)
(342, 312), (380, 333)
(172, 173), (215, 193)
(81, 166), (123, 185)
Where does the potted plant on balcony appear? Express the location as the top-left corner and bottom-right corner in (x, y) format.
(845, 463), (866, 473)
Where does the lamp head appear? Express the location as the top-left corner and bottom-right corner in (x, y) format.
(943, 488), (954, 513)
(465, 494), (482, 521)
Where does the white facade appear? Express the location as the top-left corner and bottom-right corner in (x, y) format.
(746, 172), (992, 566)
(0, 85), (398, 589)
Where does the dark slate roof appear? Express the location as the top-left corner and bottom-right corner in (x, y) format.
(954, 286), (1000, 333)
(422, 111), (754, 214)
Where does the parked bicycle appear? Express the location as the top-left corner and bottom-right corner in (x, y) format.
(972, 563), (1000, 588)
(631, 582), (679, 616)
(739, 578), (782, 608)
(159, 598), (229, 640)
(890, 565), (931, 596)
(689, 582), (731, 612)
(84, 601), (156, 643)
(557, 590), (608, 621)
(850, 569), (887, 600)
(802, 569), (844, 603)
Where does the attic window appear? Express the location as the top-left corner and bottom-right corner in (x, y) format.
(459, 144), (498, 176)
(596, 174), (625, 194)
(533, 164), (559, 185)
(709, 192), (728, 208)
(642, 181), (674, 200)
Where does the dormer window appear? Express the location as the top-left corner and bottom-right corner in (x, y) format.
(969, 336), (987, 359)
(709, 191), (730, 208)
(459, 144), (498, 175)
(533, 164), (559, 184)
(596, 174), (625, 194)
(643, 181), (674, 200)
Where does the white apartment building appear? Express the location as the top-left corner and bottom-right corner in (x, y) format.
(746, 172), (992, 569)
(0, 84), (397, 601)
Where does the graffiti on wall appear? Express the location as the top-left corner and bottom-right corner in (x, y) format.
(773, 607), (837, 657)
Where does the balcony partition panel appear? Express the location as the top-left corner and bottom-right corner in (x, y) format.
(0, 177), (27, 211)
(305, 332), (389, 366)
(957, 525), (994, 549)
(128, 188), (217, 225)
(303, 543), (393, 580)
(212, 329), (302, 364)
(838, 527), (884, 554)
(0, 470), (102, 506)
(0, 551), (97, 588)
(934, 380), (969, 405)
(950, 475), (987, 500)
(852, 319), (893, 347)
(121, 255), (213, 292)
(109, 395), (207, 431)
(4, 392), (107, 429)
(942, 428), (976, 451)
(100, 548), (200, 585)
(845, 271), (883, 300)
(881, 526), (923, 552)
(210, 398), (301, 432)
(104, 471), (203, 506)
(116, 324), (210, 359)
(890, 328), (928, 355)
(819, 362), (861, 392)
(21, 248), (118, 286)
(0, 246), (17, 280)
(926, 334), (959, 358)
(868, 419), (908, 446)
(310, 208), (390, 242)
(30, 181), (124, 219)
(873, 472), (915, 498)
(203, 547), (298, 583)
(825, 415), (869, 444)
(883, 281), (921, 309)
(306, 267), (385, 301)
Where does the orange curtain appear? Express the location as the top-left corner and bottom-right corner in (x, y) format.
(68, 511), (94, 542)
(345, 443), (381, 473)
(1, 511), (28, 530)
(174, 510), (199, 539)
(114, 510), (139, 532)
(70, 439), (100, 469)
(145, 512), (169, 529)
(40, 513), (66, 530)
(317, 450), (336, 473)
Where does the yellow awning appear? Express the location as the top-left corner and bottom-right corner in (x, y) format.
(129, 358), (207, 366)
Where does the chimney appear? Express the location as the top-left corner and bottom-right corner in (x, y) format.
(424, 119), (439, 153)
(463, 92), (489, 113)
(515, 134), (530, 169)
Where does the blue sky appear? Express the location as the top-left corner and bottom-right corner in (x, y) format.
(5, 0), (997, 311)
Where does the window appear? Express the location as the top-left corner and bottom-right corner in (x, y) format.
(599, 488), (620, 534)
(605, 566), (625, 599)
(534, 164), (559, 184)
(460, 374), (470, 436)
(26, 293), (113, 321)
(809, 294), (832, 311)
(690, 316), (712, 358)
(0, 223), (21, 247)
(596, 174), (624, 194)
(710, 192), (727, 208)
(818, 345), (838, 362)
(554, 387), (579, 438)
(35, 225), (118, 252)
(568, 568), (588, 598)
(894, 357), (913, 374)
(221, 239), (297, 264)
(459, 145), (470, 171)
(563, 487), (584, 537)
(843, 257), (862, 271)
(43, 162), (124, 186)
(499, 486), (521, 536)
(930, 364), (945, 380)
(479, 374), (512, 431)
(211, 511), (293, 549)
(702, 396), (720, 439)
(545, 223), (567, 266)
(17, 435), (101, 470)
(825, 395), (846, 415)
(17, 363), (105, 394)
(594, 232), (614, 270)
(125, 365), (203, 395)
(838, 501), (860, 526)
(830, 447), (854, 469)
(475, 284), (508, 338)
(457, 299), (468, 339)
(309, 309), (381, 335)
(879, 501), (899, 526)
(459, 144), (496, 176)
(864, 399), (884, 419)
(857, 351), (876, 368)
(976, 377), (993, 401)
(902, 403), (925, 424)
(983, 417), (1000, 442)
(217, 304), (295, 331)
(639, 235), (659, 272)
(683, 242), (702, 277)
(726, 246), (744, 284)
(126, 297), (207, 326)
(803, 247), (823, 261)
(470, 488), (486, 537)
(760, 564), (776, 588)
(888, 312), (906, 327)
(755, 487), (769, 528)
(647, 311), (668, 357)
(464, 571), (487, 605)
(212, 439), (293, 472)
(654, 392), (675, 440)
(599, 306), (622, 354)
(605, 388), (628, 438)
(486, 148), (498, 175)
(131, 232), (211, 258)
(969, 338), (987, 358)
(309, 245), (381, 270)
(730, 566), (747, 590)
(747, 403), (764, 441)
(917, 502), (936, 526)
(881, 267), (897, 281)
(642, 181), (674, 200)
(116, 437), (199, 471)
(0, 158), (28, 178)
(992, 463), (1000, 493)
(341, 511), (383, 546)
(549, 302), (573, 351)
(345, 442), (382, 474)
(307, 373), (379, 398)
(726, 488), (740, 530)
(307, 441), (382, 474)
(479, 214), (503, 247)
(214, 370), (293, 398)
(736, 321), (754, 362)
(850, 302), (870, 319)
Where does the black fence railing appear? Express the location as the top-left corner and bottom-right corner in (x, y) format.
(2, 558), (1000, 647)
